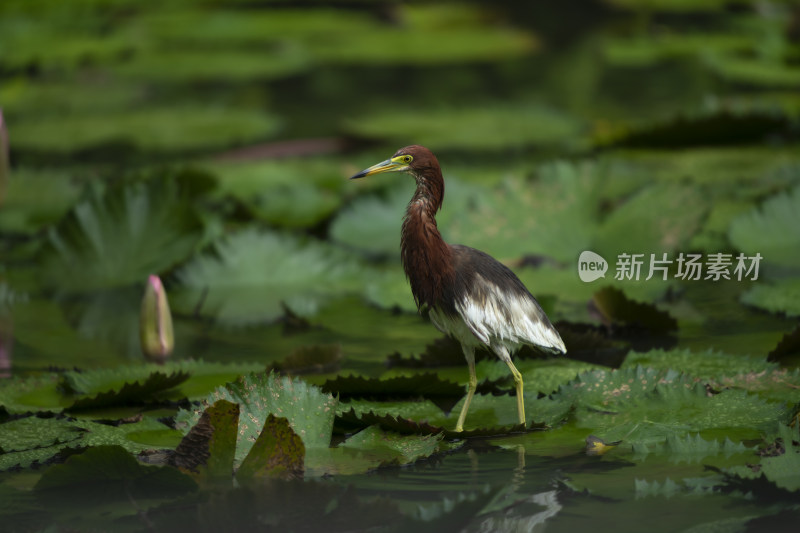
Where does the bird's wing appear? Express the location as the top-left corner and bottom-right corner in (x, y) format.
(450, 245), (566, 354)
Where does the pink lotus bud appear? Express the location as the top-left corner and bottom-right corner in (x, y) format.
(140, 275), (174, 362)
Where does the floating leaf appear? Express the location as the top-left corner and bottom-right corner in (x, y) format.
(336, 406), (540, 438)
(726, 424), (800, 493)
(0, 167), (82, 235)
(0, 414), (84, 454)
(338, 425), (443, 466)
(174, 229), (362, 325)
(175, 373), (336, 468)
(592, 286), (677, 333)
(622, 348), (773, 381)
(556, 366), (787, 445)
(767, 324), (800, 364)
(63, 369), (189, 412)
(113, 47), (310, 83)
(237, 414), (305, 481)
(345, 102), (581, 151)
(593, 183), (708, 259)
(323, 373), (489, 414)
(445, 163), (600, 263)
(0, 416), (179, 471)
(170, 400), (239, 481)
(312, 4), (537, 65)
(12, 106), (280, 154)
(740, 279), (800, 318)
(40, 177), (207, 291)
(267, 344), (343, 375)
(602, 109), (790, 149)
(729, 185), (800, 269)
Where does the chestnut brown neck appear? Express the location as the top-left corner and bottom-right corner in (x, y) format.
(400, 167), (454, 310)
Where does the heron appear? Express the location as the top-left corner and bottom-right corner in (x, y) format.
(351, 145), (566, 431)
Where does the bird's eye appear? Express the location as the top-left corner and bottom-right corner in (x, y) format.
(402, 155), (413, 164)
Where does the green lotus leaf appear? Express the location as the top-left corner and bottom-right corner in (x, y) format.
(0, 77), (145, 118)
(729, 185), (800, 269)
(556, 366), (787, 446)
(338, 425), (443, 466)
(623, 348), (773, 380)
(726, 424), (800, 493)
(129, 8), (373, 46)
(592, 286), (677, 332)
(601, 109), (790, 149)
(113, 47), (310, 83)
(238, 414), (305, 481)
(594, 183), (708, 259)
(242, 183), (342, 228)
(312, 4), (536, 65)
(768, 324), (800, 364)
(0, 167), (81, 235)
(64, 360), (265, 402)
(11, 106), (280, 154)
(604, 33), (751, 67)
(40, 177), (207, 291)
(175, 372), (337, 468)
(740, 279), (800, 318)
(0, 416), (179, 471)
(173, 229), (363, 325)
(336, 406), (536, 438)
(170, 400), (240, 481)
(0, 373), (65, 413)
(445, 163), (599, 263)
(344, 102), (580, 150)
(634, 432), (754, 464)
(706, 54), (800, 88)
(0, 414), (84, 454)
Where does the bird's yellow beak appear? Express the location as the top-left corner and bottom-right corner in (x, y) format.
(349, 157), (408, 179)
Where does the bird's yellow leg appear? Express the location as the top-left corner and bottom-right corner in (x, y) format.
(455, 347), (477, 433)
(505, 359), (525, 426)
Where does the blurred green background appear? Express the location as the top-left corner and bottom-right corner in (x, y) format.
(2, 0), (798, 369)
(1, 0), (800, 530)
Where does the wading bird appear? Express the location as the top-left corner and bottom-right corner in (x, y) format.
(351, 145), (566, 432)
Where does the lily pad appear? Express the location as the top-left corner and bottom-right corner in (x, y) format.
(338, 425), (443, 466)
(729, 185), (800, 269)
(11, 106), (280, 154)
(555, 366), (788, 445)
(173, 229), (363, 325)
(40, 177), (207, 291)
(344, 102), (582, 151)
(175, 372), (336, 468)
(726, 424), (800, 493)
(0, 416), (180, 471)
(602, 109), (790, 149)
(0, 167), (81, 235)
(170, 400), (239, 480)
(592, 286), (677, 333)
(593, 183), (708, 259)
(113, 47), (310, 83)
(237, 414), (305, 481)
(445, 163), (600, 263)
(740, 279), (800, 318)
(311, 4), (537, 65)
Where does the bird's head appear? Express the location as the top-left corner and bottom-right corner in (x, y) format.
(350, 145), (440, 183)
